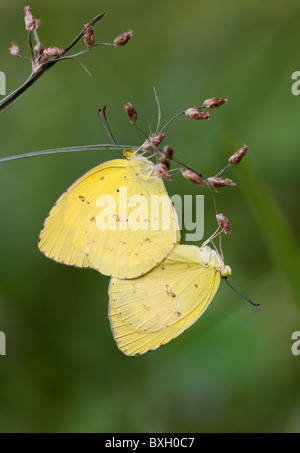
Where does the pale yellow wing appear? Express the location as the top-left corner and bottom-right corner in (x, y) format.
(108, 245), (222, 355)
(84, 156), (180, 278)
(38, 159), (127, 269)
(39, 155), (180, 278)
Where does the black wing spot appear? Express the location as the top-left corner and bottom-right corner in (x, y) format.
(166, 285), (176, 298)
(194, 283), (198, 288)
(79, 195), (89, 204)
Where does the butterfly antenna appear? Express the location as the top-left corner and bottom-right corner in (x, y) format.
(224, 278), (260, 307)
(99, 106), (123, 154)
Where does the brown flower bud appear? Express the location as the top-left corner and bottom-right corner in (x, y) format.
(84, 24), (95, 49)
(207, 177), (236, 187)
(155, 163), (173, 181)
(216, 213), (231, 236)
(43, 47), (64, 57)
(114, 30), (133, 47)
(159, 145), (174, 169)
(9, 42), (21, 57)
(229, 145), (248, 166)
(202, 98), (228, 109)
(124, 102), (137, 124)
(162, 145), (174, 161)
(142, 133), (167, 151)
(159, 156), (170, 168)
(149, 133), (166, 146)
(34, 47), (63, 71)
(181, 169), (204, 187)
(24, 6), (36, 32)
(184, 108), (211, 120)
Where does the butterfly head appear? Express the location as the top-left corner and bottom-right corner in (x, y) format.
(221, 265), (232, 279)
(122, 150), (134, 158)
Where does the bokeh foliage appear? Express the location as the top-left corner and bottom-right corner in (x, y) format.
(0, 0), (299, 433)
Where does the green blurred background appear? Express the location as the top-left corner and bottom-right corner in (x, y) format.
(0, 0), (299, 433)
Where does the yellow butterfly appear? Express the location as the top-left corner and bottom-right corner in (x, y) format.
(108, 244), (231, 355)
(38, 152), (180, 279)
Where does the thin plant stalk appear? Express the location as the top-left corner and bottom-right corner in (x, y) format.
(0, 12), (106, 114)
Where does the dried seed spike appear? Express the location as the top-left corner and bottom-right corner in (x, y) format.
(182, 169), (204, 187)
(162, 145), (174, 160)
(207, 177), (236, 187)
(124, 102), (137, 124)
(184, 108), (211, 120)
(159, 156), (170, 168)
(9, 42), (21, 57)
(203, 98), (228, 109)
(114, 30), (133, 47)
(159, 145), (174, 169)
(24, 6), (36, 32)
(216, 213), (231, 236)
(155, 163), (173, 181)
(83, 24), (95, 49)
(43, 47), (65, 57)
(229, 145), (248, 166)
(142, 133), (167, 151)
(149, 133), (167, 146)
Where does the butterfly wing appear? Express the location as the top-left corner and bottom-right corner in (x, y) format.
(39, 156), (180, 278)
(108, 245), (222, 355)
(38, 161), (119, 269)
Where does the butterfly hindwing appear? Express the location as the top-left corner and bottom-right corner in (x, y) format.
(108, 245), (222, 355)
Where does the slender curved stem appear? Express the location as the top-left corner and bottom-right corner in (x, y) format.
(0, 144), (138, 163)
(0, 12), (106, 114)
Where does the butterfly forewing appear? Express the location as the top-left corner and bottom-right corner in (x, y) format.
(39, 155), (180, 279)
